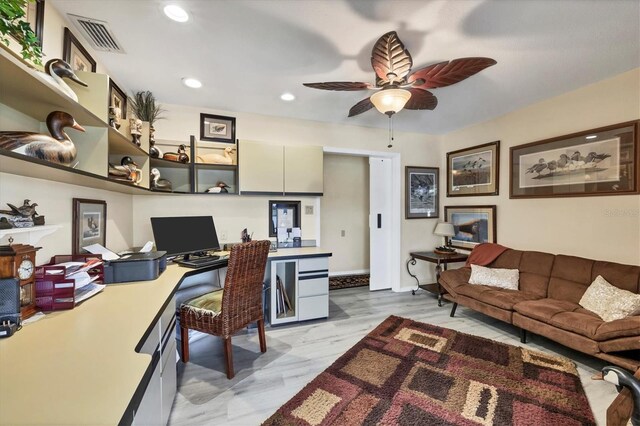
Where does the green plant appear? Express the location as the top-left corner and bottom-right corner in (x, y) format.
(130, 91), (166, 126)
(0, 0), (42, 65)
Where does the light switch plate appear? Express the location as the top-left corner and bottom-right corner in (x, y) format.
(305, 205), (314, 215)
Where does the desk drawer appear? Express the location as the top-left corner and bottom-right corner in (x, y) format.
(299, 277), (328, 297)
(299, 257), (328, 273)
(298, 294), (328, 321)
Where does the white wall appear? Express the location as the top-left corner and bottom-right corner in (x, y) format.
(440, 68), (640, 265)
(321, 154), (369, 275)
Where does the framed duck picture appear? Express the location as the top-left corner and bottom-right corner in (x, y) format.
(72, 198), (106, 254)
(447, 141), (499, 197)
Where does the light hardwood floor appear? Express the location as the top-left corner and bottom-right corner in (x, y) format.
(169, 287), (618, 425)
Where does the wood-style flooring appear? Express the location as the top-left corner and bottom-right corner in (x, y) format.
(169, 287), (618, 425)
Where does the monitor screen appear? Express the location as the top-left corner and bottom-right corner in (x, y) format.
(151, 216), (221, 257)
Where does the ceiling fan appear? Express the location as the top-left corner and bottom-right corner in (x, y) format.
(303, 31), (497, 118)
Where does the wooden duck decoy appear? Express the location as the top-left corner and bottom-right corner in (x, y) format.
(197, 146), (235, 165)
(150, 168), (173, 191)
(0, 111), (85, 165)
(149, 139), (162, 158)
(41, 59), (88, 102)
(109, 156), (140, 182)
(163, 144), (189, 163)
(205, 181), (229, 193)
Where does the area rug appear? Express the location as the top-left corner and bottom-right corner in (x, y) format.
(329, 274), (369, 290)
(263, 315), (595, 426)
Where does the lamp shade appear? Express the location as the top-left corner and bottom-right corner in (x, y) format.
(434, 222), (455, 237)
(370, 88), (412, 115)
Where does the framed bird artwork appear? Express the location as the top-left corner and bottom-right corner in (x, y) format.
(447, 141), (500, 197)
(72, 198), (107, 255)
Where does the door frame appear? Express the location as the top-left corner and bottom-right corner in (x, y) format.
(322, 146), (402, 292)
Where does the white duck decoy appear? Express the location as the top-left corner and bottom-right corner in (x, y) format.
(0, 111), (85, 165)
(197, 146), (235, 165)
(41, 59), (88, 101)
(150, 168), (172, 191)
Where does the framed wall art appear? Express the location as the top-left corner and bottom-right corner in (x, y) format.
(24, 0), (45, 45)
(109, 79), (127, 119)
(510, 120), (639, 198)
(406, 166), (439, 219)
(444, 205), (496, 250)
(62, 27), (96, 72)
(447, 141), (499, 197)
(200, 113), (236, 143)
(72, 198), (106, 255)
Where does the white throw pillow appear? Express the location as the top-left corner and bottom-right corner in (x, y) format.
(468, 264), (519, 290)
(579, 275), (640, 322)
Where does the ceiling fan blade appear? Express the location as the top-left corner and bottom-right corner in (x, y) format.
(348, 97), (374, 117)
(404, 88), (438, 110)
(370, 31), (413, 85)
(303, 82), (373, 91)
(407, 57), (497, 89)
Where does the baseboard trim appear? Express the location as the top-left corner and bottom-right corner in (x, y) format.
(329, 269), (370, 277)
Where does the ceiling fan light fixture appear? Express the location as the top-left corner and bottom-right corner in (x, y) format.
(164, 5), (189, 22)
(370, 88), (412, 115)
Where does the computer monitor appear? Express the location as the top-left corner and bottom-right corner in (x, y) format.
(151, 216), (221, 258)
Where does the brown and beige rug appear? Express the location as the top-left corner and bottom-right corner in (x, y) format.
(329, 274), (369, 291)
(263, 315), (595, 425)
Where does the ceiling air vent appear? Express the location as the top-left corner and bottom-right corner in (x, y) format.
(68, 14), (125, 53)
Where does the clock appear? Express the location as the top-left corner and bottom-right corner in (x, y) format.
(0, 243), (38, 320)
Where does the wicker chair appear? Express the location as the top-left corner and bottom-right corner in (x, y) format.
(179, 240), (270, 379)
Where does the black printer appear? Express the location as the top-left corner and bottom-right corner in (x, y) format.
(103, 251), (167, 284)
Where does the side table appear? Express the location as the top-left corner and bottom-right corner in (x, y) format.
(407, 251), (468, 306)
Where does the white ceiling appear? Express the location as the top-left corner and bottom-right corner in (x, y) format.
(49, 0), (640, 135)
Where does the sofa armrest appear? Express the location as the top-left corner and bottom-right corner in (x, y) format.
(439, 267), (471, 299)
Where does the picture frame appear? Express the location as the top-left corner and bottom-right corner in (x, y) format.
(109, 79), (127, 119)
(72, 198), (106, 255)
(200, 113), (236, 143)
(510, 120), (639, 198)
(447, 141), (500, 197)
(405, 166), (439, 219)
(62, 27), (96, 72)
(444, 205), (496, 250)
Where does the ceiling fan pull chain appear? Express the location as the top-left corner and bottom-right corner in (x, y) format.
(388, 115), (394, 148)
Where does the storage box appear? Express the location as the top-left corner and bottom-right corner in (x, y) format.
(103, 251), (167, 284)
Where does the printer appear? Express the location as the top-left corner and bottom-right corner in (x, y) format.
(103, 251), (167, 284)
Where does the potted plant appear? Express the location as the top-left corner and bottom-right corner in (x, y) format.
(0, 0), (43, 65)
(129, 91), (166, 147)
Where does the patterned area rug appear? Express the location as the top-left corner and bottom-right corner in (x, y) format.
(263, 315), (595, 426)
(329, 274), (369, 290)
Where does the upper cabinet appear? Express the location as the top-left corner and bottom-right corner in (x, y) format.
(239, 141), (323, 196)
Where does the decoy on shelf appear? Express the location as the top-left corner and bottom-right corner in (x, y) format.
(205, 181), (229, 193)
(163, 144), (189, 163)
(108, 156), (142, 184)
(197, 146), (235, 165)
(150, 168), (172, 191)
(0, 199), (39, 218)
(149, 139), (162, 158)
(41, 59), (88, 102)
(0, 111), (85, 166)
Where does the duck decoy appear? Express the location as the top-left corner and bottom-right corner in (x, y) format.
(163, 144), (189, 163)
(602, 366), (640, 426)
(109, 156), (141, 183)
(205, 181), (229, 193)
(41, 59), (88, 102)
(149, 139), (162, 158)
(150, 168), (172, 191)
(197, 146), (235, 165)
(0, 111), (85, 166)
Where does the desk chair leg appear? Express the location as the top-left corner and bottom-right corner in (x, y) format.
(258, 318), (267, 353)
(180, 326), (190, 363)
(224, 337), (234, 379)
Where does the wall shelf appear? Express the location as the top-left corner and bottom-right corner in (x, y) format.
(0, 224), (61, 245)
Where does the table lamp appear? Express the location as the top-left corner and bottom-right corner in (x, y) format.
(434, 222), (455, 248)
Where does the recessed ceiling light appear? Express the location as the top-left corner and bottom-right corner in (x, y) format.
(280, 92), (295, 101)
(164, 5), (189, 22)
(585, 135), (597, 140)
(182, 78), (202, 88)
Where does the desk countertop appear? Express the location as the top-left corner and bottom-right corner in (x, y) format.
(0, 248), (331, 425)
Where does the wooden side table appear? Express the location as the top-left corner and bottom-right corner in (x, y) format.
(407, 251), (468, 306)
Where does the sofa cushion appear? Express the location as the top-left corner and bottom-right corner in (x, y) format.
(513, 298), (581, 322)
(591, 261), (640, 293)
(518, 251), (555, 297)
(489, 249), (523, 269)
(469, 264), (519, 290)
(595, 316), (640, 341)
(579, 275), (640, 321)
(456, 284), (542, 310)
(439, 267), (472, 298)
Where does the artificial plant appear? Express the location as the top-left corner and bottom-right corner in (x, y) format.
(0, 0), (42, 65)
(129, 91), (166, 127)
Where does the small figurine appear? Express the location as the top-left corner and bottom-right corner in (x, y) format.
(109, 156), (141, 184)
(150, 168), (172, 191)
(149, 139), (162, 158)
(108, 106), (121, 129)
(41, 59), (88, 102)
(205, 181), (229, 193)
(0, 199), (40, 228)
(130, 118), (142, 146)
(0, 217), (12, 229)
(197, 146), (235, 165)
(163, 144), (189, 163)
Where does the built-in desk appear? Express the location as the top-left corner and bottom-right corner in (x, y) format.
(0, 247), (330, 425)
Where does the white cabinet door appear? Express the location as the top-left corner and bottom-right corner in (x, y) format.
(284, 145), (323, 194)
(134, 359), (162, 426)
(239, 141), (284, 193)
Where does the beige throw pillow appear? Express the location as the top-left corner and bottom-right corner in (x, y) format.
(579, 275), (640, 322)
(469, 264), (519, 290)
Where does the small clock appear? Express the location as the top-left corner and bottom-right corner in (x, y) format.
(18, 257), (34, 280)
(0, 243), (38, 319)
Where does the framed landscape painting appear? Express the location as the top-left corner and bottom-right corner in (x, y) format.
(405, 166), (439, 219)
(447, 141), (499, 197)
(444, 205), (496, 250)
(510, 121), (639, 198)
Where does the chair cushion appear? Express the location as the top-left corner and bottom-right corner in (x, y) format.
(183, 289), (224, 315)
(579, 275), (640, 322)
(456, 284), (542, 310)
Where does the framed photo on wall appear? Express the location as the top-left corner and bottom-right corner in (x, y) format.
(444, 205), (496, 250)
(72, 198), (106, 255)
(510, 120), (639, 198)
(405, 166), (439, 218)
(108, 79), (127, 119)
(447, 141), (499, 197)
(200, 113), (236, 143)
(62, 27), (96, 72)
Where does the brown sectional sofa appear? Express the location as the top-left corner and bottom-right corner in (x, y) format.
(439, 249), (640, 371)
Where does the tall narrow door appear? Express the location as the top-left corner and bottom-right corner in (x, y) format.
(369, 157), (392, 290)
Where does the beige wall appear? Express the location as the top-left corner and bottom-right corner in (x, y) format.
(440, 68), (640, 265)
(321, 154), (370, 275)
